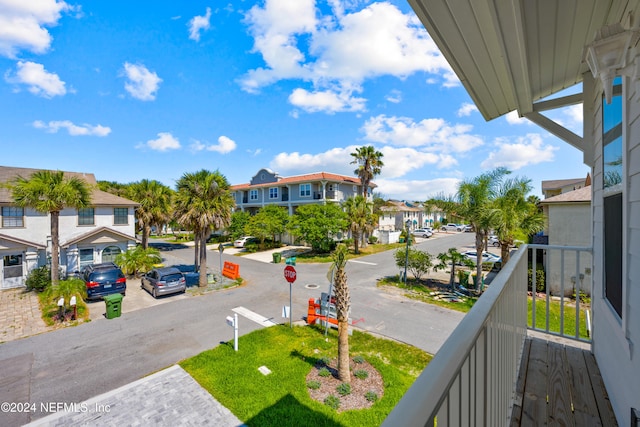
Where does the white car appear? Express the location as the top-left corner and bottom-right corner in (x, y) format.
(488, 236), (500, 247)
(462, 250), (502, 267)
(412, 228), (433, 238)
(233, 236), (257, 248)
(441, 223), (464, 231)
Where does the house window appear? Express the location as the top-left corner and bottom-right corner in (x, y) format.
(114, 208), (128, 225)
(3, 254), (23, 278)
(249, 190), (258, 201)
(1, 207), (24, 228)
(79, 248), (94, 269)
(300, 184), (311, 197)
(78, 208), (95, 225)
(602, 77), (623, 318)
(269, 187), (278, 199)
(102, 246), (122, 263)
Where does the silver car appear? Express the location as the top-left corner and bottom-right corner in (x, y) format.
(141, 267), (186, 298)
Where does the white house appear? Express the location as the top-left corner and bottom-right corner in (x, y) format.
(0, 166), (138, 289)
(384, 1), (640, 425)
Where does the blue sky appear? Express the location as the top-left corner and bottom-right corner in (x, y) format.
(0, 0), (590, 200)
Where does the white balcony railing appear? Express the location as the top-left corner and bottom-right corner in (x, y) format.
(383, 243), (594, 426)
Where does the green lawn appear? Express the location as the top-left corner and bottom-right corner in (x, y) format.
(180, 325), (431, 427)
(528, 297), (590, 339)
(295, 243), (405, 263)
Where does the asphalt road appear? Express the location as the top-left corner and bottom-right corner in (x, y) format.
(0, 232), (473, 425)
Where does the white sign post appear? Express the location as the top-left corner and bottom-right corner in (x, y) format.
(226, 313), (238, 351)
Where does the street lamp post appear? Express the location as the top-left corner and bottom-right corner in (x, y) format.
(404, 219), (411, 285)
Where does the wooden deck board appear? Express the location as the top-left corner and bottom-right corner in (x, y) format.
(512, 337), (618, 426)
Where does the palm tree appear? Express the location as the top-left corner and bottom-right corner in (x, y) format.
(491, 178), (545, 264)
(343, 195), (373, 254)
(174, 170), (235, 287)
(128, 180), (173, 249)
(350, 145), (384, 198)
(434, 248), (474, 291)
(456, 168), (510, 289)
(9, 170), (91, 286)
(330, 243), (351, 383)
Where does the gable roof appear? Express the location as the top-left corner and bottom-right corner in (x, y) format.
(541, 178), (588, 191)
(61, 226), (139, 248)
(230, 171), (373, 190)
(539, 185), (592, 204)
(0, 166), (138, 207)
(0, 233), (46, 249)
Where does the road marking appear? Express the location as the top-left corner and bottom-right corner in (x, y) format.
(232, 306), (277, 327)
(348, 260), (377, 265)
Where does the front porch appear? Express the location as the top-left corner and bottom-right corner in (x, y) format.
(383, 244), (617, 426)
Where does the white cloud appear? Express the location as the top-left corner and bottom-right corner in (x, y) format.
(122, 62), (162, 101)
(33, 120), (110, 136)
(481, 134), (558, 170)
(5, 61), (66, 98)
(385, 89), (402, 104)
(142, 132), (181, 151)
(289, 87), (366, 113)
(505, 110), (530, 125)
(189, 135), (237, 154)
(188, 7), (212, 41)
(0, 0), (75, 58)
(457, 102), (478, 117)
(239, 1), (456, 98)
(374, 177), (460, 201)
(564, 104), (583, 124)
(361, 114), (484, 153)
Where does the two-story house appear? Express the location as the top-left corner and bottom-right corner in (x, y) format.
(230, 168), (374, 215)
(377, 200), (444, 231)
(0, 166), (138, 289)
(541, 174), (591, 199)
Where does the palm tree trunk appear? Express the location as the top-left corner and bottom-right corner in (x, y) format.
(501, 244), (510, 264)
(50, 211), (60, 287)
(338, 319), (350, 383)
(142, 224), (151, 249)
(194, 237), (200, 271)
(353, 230), (360, 254)
(475, 232), (484, 290)
(198, 230), (208, 287)
(450, 264), (456, 290)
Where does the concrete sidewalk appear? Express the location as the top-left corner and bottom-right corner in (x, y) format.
(26, 365), (245, 427)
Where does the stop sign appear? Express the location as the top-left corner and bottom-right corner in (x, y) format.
(284, 265), (297, 283)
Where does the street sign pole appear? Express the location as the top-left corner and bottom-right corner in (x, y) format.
(284, 265), (297, 329)
(289, 282), (292, 328)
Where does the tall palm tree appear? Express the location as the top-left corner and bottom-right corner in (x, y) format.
(457, 168), (510, 289)
(343, 195), (373, 254)
(491, 178), (545, 264)
(128, 180), (173, 249)
(9, 170), (91, 286)
(350, 145), (384, 198)
(174, 170), (235, 287)
(330, 243), (351, 383)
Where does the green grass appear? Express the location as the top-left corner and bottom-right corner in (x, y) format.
(377, 276), (478, 313)
(528, 297), (590, 339)
(180, 325), (431, 427)
(295, 243), (405, 263)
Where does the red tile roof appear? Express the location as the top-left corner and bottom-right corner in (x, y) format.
(230, 171), (372, 190)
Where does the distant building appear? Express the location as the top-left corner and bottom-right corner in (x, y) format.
(230, 168), (374, 215)
(541, 174), (591, 199)
(377, 200), (443, 231)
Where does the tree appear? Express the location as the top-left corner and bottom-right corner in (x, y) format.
(9, 170), (91, 286)
(434, 248), (474, 291)
(228, 211), (251, 240)
(245, 205), (289, 246)
(115, 245), (162, 277)
(97, 180), (130, 198)
(491, 177), (545, 264)
(128, 179), (173, 249)
(330, 243), (351, 383)
(288, 204), (347, 253)
(350, 146), (384, 198)
(394, 247), (433, 282)
(174, 170), (235, 287)
(343, 195), (374, 254)
(456, 168), (510, 290)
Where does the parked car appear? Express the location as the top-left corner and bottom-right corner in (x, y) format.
(488, 235), (500, 247)
(463, 224), (473, 232)
(141, 267), (187, 298)
(412, 228), (433, 238)
(441, 223), (464, 231)
(81, 262), (127, 300)
(233, 236), (258, 248)
(462, 251), (502, 269)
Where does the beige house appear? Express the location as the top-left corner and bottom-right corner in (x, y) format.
(0, 166), (138, 289)
(541, 175), (591, 199)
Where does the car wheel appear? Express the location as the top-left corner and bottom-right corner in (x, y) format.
(152, 287), (157, 298)
(493, 242), (500, 247)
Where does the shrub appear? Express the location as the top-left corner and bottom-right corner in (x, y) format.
(116, 245), (161, 277)
(365, 391), (379, 402)
(528, 265), (546, 293)
(394, 247), (433, 281)
(25, 265), (51, 292)
(324, 395), (340, 410)
(368, 235), (378, 244)
(352, 355), (365, 364)
(306, 380), (321, 390)
(318, 356), (331, 366)
(336, 383), (351, 396)
(341, 238), (354, 248)
(354, 369), (368, 380)
(318, 367), (331, 377)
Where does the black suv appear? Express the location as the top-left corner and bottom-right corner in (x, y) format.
(81, 262), (127, 300)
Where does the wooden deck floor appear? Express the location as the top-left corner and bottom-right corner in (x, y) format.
(510, 337), (618, 426)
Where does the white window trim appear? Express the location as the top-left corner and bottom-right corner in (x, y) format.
(269, 187), (279, 199)
(249, 189), (258, 201)
(300, 183), (311, 198)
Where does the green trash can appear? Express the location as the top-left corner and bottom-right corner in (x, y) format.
(272, 252), (281, 263)
(104, 293), (123, 319)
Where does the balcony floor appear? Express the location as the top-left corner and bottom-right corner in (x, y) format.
(510, 336), (617, 426)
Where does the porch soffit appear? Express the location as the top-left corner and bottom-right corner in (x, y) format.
(62, 227), (137, 248)
(407, 0), (635, 121)
(0, 233), (45, 250)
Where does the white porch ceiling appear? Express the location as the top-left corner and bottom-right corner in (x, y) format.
(407, 0), (640, 121)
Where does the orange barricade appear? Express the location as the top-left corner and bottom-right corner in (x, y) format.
(306, 298), (337, 326)
(222, 261), (240, 280)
